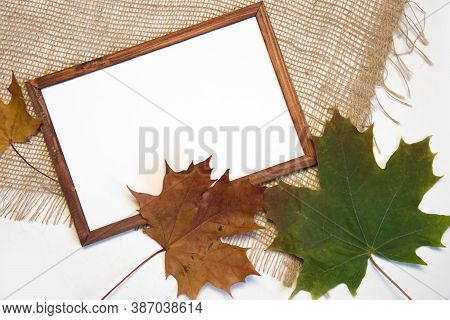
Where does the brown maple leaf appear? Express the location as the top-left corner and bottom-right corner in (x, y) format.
(0, 72), (41, 156)
(129, 158), (265, 299)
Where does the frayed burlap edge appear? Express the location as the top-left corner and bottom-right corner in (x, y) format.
(0, 0), (429, 287)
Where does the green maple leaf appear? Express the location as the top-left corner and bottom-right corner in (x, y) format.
(264, 111), (450, 299)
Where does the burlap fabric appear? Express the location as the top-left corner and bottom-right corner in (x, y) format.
(0, 0), (423, 285)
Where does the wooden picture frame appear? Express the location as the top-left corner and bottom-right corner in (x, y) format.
(26, 2), (316, 246)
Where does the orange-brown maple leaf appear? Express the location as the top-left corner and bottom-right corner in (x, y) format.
(129, 158), (265, 299)
(0, 72), (41, 156)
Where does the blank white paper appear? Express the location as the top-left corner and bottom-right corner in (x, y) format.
(42, 18), (304, 230)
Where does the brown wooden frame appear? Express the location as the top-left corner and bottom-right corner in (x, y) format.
(26, 2), (316, 247)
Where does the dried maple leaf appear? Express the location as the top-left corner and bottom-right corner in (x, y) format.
(264, 111), (450, 299)
(0, 73), (41, 156)
(129, 158), (265, 299)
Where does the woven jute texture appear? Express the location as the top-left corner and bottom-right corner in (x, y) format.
(0, 0), (423, 286)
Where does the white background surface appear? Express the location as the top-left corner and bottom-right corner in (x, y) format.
(42, 17), (302, 230)
(0, 0), (449, 300)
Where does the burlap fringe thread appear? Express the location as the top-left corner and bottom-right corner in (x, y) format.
(0, 0), (430, 287)
(0, 188), (67, 224)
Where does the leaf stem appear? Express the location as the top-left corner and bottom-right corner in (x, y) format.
(9, 142), (58, 183)
(369, 256), (412, 300)
(101, 248), (165, 300)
